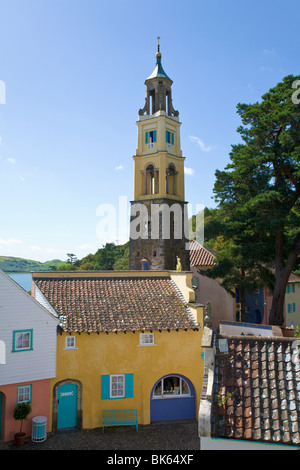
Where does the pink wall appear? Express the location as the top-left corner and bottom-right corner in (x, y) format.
(0, 379), (51, 442)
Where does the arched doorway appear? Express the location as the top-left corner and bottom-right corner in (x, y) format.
(52, 379), (82, 432)
(150, 374), (195, 422)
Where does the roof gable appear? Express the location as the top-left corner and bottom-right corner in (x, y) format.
(0, 270), (58, 323)
(189, 240), (217, 267)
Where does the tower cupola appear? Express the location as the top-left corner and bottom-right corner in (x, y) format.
(139, 37), (179, 117)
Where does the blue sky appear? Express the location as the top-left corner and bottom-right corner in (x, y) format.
(0, 0), (298, 262)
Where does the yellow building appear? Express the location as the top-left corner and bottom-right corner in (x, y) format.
(32, 270), (204, 431)
(284, 272), (300, 327)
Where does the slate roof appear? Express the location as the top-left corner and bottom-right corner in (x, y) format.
(210, 333), (300, 446)
(189, 240), (217, 268)
(33, 275), (199, 334)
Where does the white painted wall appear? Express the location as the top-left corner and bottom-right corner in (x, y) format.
(200, 436), (299, 451)
(0, 270), (58, 385)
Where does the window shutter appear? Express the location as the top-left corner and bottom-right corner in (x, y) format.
(153, 130), (157, 143)
(166, 130), (169, 143)
(145, 132), (149, 144)
(125, 373), (134, 398)
(171, 133), (174, 145)
(293, 303), (296, 312)
(101, 375), (110, 399)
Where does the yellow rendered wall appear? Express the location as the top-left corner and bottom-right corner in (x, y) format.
(284, 282), (300, 327)
(133, 153), (185, 201)
(51, 328), (203, 430)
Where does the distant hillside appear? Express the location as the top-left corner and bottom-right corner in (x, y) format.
(0, 256), (64, 273)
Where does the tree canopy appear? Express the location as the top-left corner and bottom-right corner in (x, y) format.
(212, 75), (300, 325)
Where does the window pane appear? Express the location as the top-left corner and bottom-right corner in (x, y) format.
(16, 334), (23, 349)
(16, 332), (30, 350)
(181, 379), (190, 395)
(18, 386), (30, 403)
(163, 376), (180, 396)
(110, 375), (124, 397)
(23, 333), (30, 348)
(154, 380), (162, 396)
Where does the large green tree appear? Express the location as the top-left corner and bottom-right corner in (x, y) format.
(213, 75), (300, 325)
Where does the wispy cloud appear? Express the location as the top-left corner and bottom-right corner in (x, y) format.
(184, 167), (195, 176)
(30, 245), (42, 251)
(115, 165), (124, 171)
(188, 135), (214, 152)
(7, 157), (16, 164)
(263, 48), (276, 56)
(18, 175), (25, 181)
(0, 238), (23, 246)
(260, 66), (273, 72)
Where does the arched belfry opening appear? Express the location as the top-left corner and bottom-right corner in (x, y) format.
(166, 163), (178, 196)
(142, 163), (159, 195)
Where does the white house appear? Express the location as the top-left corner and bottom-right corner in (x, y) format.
(0, 270), (59, 442)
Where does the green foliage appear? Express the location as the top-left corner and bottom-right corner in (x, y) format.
(0, 256), (64, 273)
(58, 263), (77, 271)
(211, 74), (300, 325)
(13, 402), (32, 433)
(77, 242), (129, 271)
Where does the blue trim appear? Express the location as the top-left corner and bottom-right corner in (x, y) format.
(102, 374), (134, 400)
(12, 329), (33, 352)
(101, 375), (110, 399)
(125, 373), (134, 398)
(150, 374), (195, 421)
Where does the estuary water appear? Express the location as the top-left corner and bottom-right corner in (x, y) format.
(8, 272), (32, 292)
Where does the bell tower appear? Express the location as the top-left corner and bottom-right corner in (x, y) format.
(129, 39), (190, 271)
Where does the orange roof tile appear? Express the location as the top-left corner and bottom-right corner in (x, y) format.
(34, 275), (199, 333)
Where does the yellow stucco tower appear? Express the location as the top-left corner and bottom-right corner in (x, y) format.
(129, 39), (190, 271)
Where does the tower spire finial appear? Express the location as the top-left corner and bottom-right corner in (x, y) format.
(156, 36), (161, 61)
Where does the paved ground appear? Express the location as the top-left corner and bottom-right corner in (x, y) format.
(2, 420), (199, 451)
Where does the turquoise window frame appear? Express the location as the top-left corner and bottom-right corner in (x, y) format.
(145, 130), (156, 144)
(166, 131), (174, 145)
(16, 384), (32, 405)
(12, 329), (33, 352)
(288, 303), (296, 313)
(101, 373), (134, 400)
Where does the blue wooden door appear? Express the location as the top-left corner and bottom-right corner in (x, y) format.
(57, 383), (78, 429)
